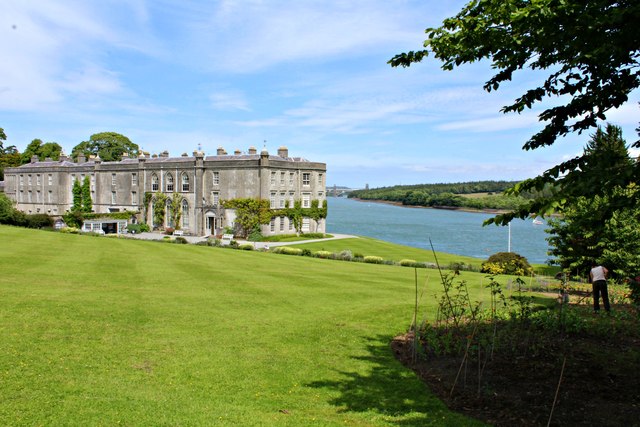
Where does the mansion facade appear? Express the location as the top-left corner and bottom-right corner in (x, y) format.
(2, 146), (327, 236)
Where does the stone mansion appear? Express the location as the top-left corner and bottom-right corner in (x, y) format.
(2, 146), (327, 236)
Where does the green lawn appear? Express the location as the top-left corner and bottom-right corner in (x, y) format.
(293, 236), (482, 267)
(0, 226), (519, 426)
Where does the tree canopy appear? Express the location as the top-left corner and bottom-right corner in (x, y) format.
(390, 0), (640, 223)
(20, 139), (62, 164)
(72, 132), (138, 162)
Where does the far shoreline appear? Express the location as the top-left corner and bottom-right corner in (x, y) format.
(346, 197), (512, 215)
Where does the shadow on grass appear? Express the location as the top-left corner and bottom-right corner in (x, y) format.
(305, 335), (484, 426)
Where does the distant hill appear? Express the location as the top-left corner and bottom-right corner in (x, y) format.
(348, 180), (526, 211)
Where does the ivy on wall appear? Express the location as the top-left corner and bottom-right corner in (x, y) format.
(153, 192), (168, 228)
(222, 197), (328, 236)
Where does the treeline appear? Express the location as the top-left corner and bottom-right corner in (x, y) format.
(348, 181), (528, 211)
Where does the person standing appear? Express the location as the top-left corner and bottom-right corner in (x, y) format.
(589, 263), (610, 313)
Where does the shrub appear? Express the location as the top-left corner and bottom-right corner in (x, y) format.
(59, 227), (80, 234)
(25, 214), (53, 229)
(481, 252), (533, 276)
(127, 223), (141, 234)
(301, 248), (312, 257)
(354, 252), (364, 258)
(165, 227), (175, 235)
(174, 237), (188, 244)
(338, 250), (353, 261)
(314, 250), (332, 259)
(399, 259), (418, 267)
(238, 243), (254, 251)
(139, 223), (151, 232)
(273, 246), (303, 256)
(364, 256), (384, 264)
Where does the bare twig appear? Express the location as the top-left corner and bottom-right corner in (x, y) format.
(547, 356), (567, 427)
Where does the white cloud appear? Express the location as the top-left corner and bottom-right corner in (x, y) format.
(209, 91), (251, 111)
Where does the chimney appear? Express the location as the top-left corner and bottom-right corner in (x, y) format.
(160, 150), (169, 158)
(30, 155), (39, 163)
(248, 146), (257, 155)
(234, 149), (242, 155)
(77, 153), (86, 163)
(277, 146), (288, 158)
(122, 152), (129, 158)
(217, 146), (225, 155)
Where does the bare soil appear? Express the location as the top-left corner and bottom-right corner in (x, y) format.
(392, 305), (640, 427)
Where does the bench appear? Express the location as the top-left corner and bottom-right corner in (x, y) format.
(173, 230), (184, 237)
(221, 233), (234, 245)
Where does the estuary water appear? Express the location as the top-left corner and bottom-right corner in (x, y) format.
(325, 197), (551, 264)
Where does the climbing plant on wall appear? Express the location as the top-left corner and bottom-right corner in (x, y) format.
(169, 192), (183, 230)
(153, 192), (168, 228)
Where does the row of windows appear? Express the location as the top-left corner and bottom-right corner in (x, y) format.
(269, 192), (324, 209)
(269, 216), (312, 232)
(270, 171), (323, 187)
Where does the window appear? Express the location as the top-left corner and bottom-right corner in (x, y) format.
(302, 173), (310, 186)
(181, 173), (189, 192)
(182, 200), (189, 227)
(279, 192), (285, 208)
(213, 171), (220, 185)
(36, 190), (41, 202)
(212, 191), (219, 206)
(19, 175), (24, 186)
(111, 191), (116, 205)
(36, 174), (41, 185)
(280, 172), (285, 185)
(28, 191), (32, 202)
(280, 216), (285, 232)
(91, 174), (95, 190)
(152, 174), (159, 191)
(19, 190), (24, 202)
(289, 192), (295, 207)
(270, 218), (275, 232)
(167, 200), (173, 227)
(289, 172), (294, 186)
(270, 171), (276, 185)
(302, 192), (311, 208)
(28, 175), (32, 186)
(318, 173), (323, 185)
(131, 191), (137, 206)
(48, 191), (52, 203)
(132, 173), (137, 186)
(302, 218), (310, 232)
(317, 191), (324, 200)
(111, 173), (116, 186)
(289, 218), (294, 231)
(270, 192), (276, 209)
(48, 174), (52, 186)
(166, 173), (174, 192)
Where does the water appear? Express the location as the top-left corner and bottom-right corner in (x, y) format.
(326, 197), (551, 264)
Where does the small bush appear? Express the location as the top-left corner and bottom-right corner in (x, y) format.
(364, 256), (384, 264)
(399, 259), (417, 267)
(273, 246), (303, 256)
(338, 250), (353, 261)
(314, 250), (332, 259)
(238, 243), (254, 251)
(59, 227), (80, 234)
(164, 227), (175, 235)
(481, 252), (533, 276)
(301, 248), (312, 257)
(354, 252), (364, 258)
(174, 237), (188, 244)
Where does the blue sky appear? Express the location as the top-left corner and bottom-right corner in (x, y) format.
(2, 0), (638, 188)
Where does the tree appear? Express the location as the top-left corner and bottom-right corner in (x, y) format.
(19, 139), (62, 164)
(0, 127), (21, 180)
(72, 132), (139, 162)
(169, 193), (183, 230)
(545, 125), (638, 277)
(390, 0), (640, 223)
(82, 176), (92, 213)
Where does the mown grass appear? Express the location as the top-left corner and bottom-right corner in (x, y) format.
(0, 225), (540, 426)
(292, 236), (482, 267)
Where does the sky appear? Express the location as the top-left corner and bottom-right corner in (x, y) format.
(1, 0), (638, 189)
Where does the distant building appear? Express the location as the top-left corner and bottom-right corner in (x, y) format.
(3, 146), (327, 236)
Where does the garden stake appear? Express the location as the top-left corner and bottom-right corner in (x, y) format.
(547, 356), (567, 427)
